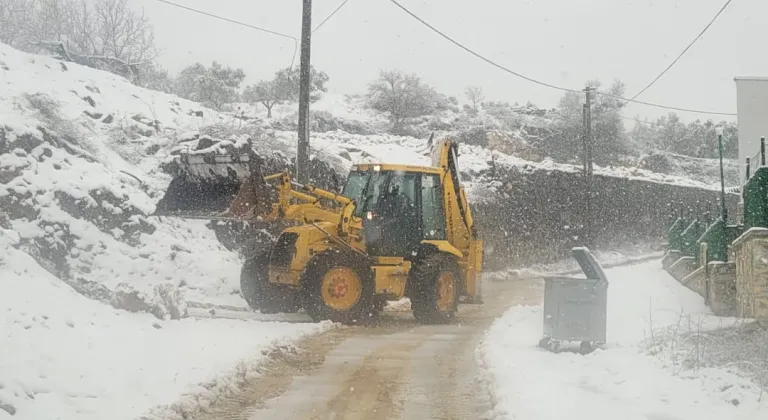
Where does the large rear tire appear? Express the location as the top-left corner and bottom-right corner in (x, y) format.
(300, 249), (375, 324)
(240, 251), (298, 314)
(409, 253), (460, 324)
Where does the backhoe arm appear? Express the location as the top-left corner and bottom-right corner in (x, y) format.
(231, 169), (356, 229)
(432, 138), (476, 238)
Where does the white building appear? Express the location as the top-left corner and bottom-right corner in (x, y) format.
(734, 77), (768, 185)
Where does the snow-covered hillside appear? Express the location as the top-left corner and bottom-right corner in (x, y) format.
(231, 94), (733, 192)
(0, 40), (253, 306)
(0, 41), (337, 420)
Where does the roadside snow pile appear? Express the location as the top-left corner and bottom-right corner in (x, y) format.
(0, 232), (332, 420)
(478, 260), (768, 420)
(498, 243), (664, 279)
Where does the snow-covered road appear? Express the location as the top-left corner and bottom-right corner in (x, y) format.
(479, 261), (768, 420)
(4, 246), (766, 420)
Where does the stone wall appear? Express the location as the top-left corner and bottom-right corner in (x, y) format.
(731, 228), (768, 324)
(708, 261), (738, 317)
(474, 167), (739, 269)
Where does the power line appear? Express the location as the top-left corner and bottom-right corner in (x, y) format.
(386, 0), (580, 94)
(627, 0), (735, 103)
(313, 0), (352, 33)
(597, 90), (737, 116)
(156, 0), (295, 40)
(386, 0), (737, 117)
(155, 0), (298, 68)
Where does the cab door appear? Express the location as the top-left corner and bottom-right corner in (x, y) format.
(363, 171), (421, 257)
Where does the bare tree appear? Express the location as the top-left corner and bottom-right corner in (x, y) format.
(91, 0), (156, 65)
(0, 0), (36, 46)
(1, 0), (158, 81)
(31, 0), (74, 43)
(465, 86), (484, 112)
(366, 69), (441, 131)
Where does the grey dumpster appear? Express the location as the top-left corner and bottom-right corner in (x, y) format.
(538, 247), (608, 354)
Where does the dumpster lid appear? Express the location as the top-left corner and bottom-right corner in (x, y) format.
(571, 247), (608, 284)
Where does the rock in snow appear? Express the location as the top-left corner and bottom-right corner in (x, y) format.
(111, 282), (188, 320)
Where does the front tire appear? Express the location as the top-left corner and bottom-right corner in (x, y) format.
(409, 253), (461, 324)
(300, 249), (375, 324)
(240, 251), (298, 314)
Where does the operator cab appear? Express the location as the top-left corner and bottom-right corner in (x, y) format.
(342, 165), (446, 258)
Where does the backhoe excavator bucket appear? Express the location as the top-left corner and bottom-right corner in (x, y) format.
(154, 150), (272, 220)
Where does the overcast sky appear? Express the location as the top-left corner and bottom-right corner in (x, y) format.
(134, 0), (765, 125)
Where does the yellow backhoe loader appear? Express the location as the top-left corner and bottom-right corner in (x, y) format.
(160, 137), (483, 324)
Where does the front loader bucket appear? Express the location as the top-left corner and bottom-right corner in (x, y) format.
(154, 151), (271, 219)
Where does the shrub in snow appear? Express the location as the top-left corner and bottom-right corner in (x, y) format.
(638, 152), (677, 174)
(457, 127), (489, 148)
(273, 110), (374, 136)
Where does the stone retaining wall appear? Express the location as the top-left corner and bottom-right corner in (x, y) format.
(731, 228), (768, 324)
(476, 167), (740, 269)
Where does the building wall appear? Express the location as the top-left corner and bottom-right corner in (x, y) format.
(735, 77), (768, 185)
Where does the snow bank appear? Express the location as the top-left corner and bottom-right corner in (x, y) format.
(491, 244), (663, 280)
(0, 234), (332, 420)
(478, 260), (768, 420)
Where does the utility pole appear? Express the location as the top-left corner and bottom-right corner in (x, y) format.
(582, 103), (588, 173)
(296, 0), (312, 184)
(583, 87), (594, 247)
(716, 126), (726, 221)
(584, 87), (593, 177)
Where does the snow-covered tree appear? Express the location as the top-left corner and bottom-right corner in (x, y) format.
(273, 65), (329, 103)
(366, 69), (443, 132)
(551, 79), (628, 164)
(242, 81), (280, 118)
(175, 61), (246, 110)
(136, 62), (174, 94)
(242, 65), (329, 117)
(629, 114), (738, 159)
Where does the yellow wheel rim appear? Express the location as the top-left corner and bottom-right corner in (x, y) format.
(436, 272), (456, 312)
(321, 267), (362, 311)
